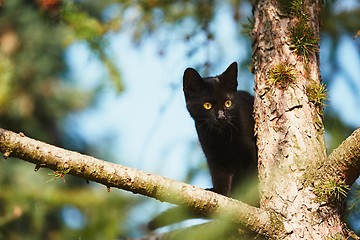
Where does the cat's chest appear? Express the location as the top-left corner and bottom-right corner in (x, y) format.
(197, 127), (243, 152)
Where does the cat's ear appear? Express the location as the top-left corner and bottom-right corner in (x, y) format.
(183, 67), (204, 96)
(220, 62), (238, 90)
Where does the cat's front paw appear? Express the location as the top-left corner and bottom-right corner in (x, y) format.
(205, 187), (229, 196)
(205, 187), (221, 194)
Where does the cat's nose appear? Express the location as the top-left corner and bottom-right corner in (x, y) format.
(217, 110), (226, 120)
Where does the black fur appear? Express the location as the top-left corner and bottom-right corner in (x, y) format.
(148, 62), (258, 230)
(183, 62), (257, 197)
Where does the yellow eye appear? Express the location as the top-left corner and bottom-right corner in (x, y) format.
(224, 100), (232, 108)
(203, 102), (212, 110)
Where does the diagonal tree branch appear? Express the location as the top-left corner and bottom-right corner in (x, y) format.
(327, 127), (360, 185)
(0, 128), (284, 238)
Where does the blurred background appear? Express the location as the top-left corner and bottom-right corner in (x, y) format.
(0, 0), (359, 239)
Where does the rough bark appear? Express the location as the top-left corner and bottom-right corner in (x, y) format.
(327, 128), (360, 185)
(0, 128), (281, 238)
(252, 0), (351, 238)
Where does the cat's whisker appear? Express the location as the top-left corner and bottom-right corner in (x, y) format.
(229, 121), (240, 134)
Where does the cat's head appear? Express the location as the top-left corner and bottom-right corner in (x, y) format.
(183, 62), (239, 129)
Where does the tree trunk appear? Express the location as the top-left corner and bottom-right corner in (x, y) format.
(252, 0), (346, 238)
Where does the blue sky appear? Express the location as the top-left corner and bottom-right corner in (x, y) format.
(329, 36), (360, 127)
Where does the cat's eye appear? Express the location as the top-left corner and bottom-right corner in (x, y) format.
(203, 102), (212, 110)
(224, 100), (232, 108)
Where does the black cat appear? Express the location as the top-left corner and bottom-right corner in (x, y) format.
(183, 62), (257, 197)
(148, 62), (257, 230)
